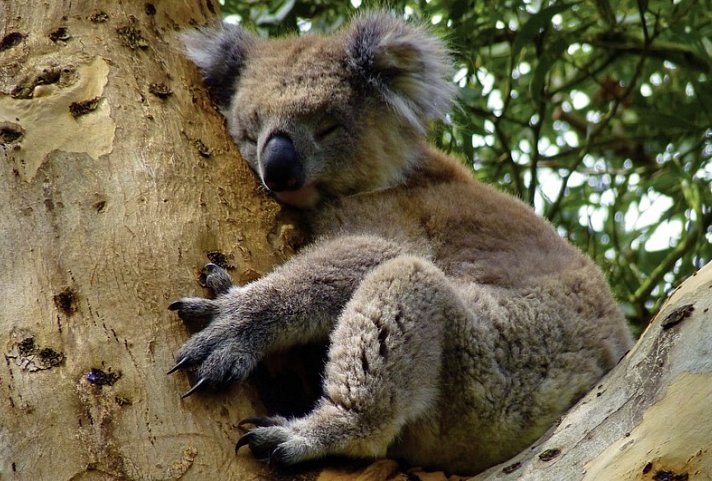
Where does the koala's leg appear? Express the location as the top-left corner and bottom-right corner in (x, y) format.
(169, 235), (404, 390)
(237, 255), (464, 465)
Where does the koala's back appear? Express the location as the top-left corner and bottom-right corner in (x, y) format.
(308, 147), (631, 472)
(311, 147), (589, 284)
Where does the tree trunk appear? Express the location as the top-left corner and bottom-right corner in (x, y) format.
(0, 2), (299, 479)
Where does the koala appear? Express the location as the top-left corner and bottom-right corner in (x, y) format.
(170, 12), (633, 475)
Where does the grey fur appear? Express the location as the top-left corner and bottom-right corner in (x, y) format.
(172, 12), (632, 475)
(181, 24), (256, 109)
(345, 12), (457, 132)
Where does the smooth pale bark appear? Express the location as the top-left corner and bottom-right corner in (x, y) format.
(0, 2), (300, 480)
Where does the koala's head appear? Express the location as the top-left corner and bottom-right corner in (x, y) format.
(183, 12), (455, 208)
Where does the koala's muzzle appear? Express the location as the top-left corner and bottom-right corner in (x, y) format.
(261, 135), (305, 192)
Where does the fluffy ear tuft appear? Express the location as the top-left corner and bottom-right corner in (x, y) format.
(344, 12), (456, 132)
(181, 23), (256, 109)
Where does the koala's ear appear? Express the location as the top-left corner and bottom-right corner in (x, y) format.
(181, 23), (256, 109)
(344, 12), (455, 132)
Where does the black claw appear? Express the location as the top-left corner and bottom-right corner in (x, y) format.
(235, 432), (255, 453)
(239, 416), (280, 428)
(167, 357), (190, 375)
(181, 377), (207, 398)
(168, 301), (183, 311)
(202, 263), (221, 274)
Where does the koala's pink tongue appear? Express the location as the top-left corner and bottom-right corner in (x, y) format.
(274, 182), (318, 208)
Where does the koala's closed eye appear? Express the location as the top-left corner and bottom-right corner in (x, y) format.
(314, 122), (343, 142)
(237, 127), (257, 144)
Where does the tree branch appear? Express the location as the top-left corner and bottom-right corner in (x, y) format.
(629, 210), (712, 307)
(589, 32), (710, 72)
(547, 53), (647, 221)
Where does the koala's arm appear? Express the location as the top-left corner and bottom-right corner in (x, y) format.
(169, 235), (403, 390)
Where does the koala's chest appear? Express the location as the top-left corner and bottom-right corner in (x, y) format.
(306, 193), (440, 257)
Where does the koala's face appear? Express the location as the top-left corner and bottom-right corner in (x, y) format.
(227, 36), (364, 208)
(184, 13), (455, 208)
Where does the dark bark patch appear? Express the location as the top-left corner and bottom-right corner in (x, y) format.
(538, 448), (561, 462)
(149, 82), (173, 99)
(144, 3), (157, 15)
(12, 83), (33, 99)
(0, 32), (25, 51)
(86, 368), (121, 386)
(69, 97), (101, 118)
(49, 27), (71, 43)
(38, 348), (64, 367)
(653, 471), (689, 481)
(643, 462), (653, 474)
(93, 200), (107, 213)
(116, 25), (148, 50)
(36, 68), (61, 85)
(502, 462), (521, 474)
(11, 66), (77, 99)
(194, 139), (211, 157)
(90, 11), (109, 23)
(18, 337), (36, 356)
(54, 287), (78, 315)
(661, 304), (694, 329)
(207, 251), (235, 270)
(13, 336), (65, 370)
(251, 344), (327, 418)
(0, 122), (24, 145)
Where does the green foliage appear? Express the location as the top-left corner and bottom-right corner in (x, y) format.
(221, 0), (712, 331)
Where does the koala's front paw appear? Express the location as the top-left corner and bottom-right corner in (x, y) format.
(169, 263), (259, 397)
(168, 319), (259, 397)
(236, 416), (315, 465)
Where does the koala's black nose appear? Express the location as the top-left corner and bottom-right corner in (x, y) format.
(261, 134), (305, 192)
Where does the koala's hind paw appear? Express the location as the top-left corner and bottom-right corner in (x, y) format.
(236, 421), (315, 465)
(200, 263), (234, 295)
